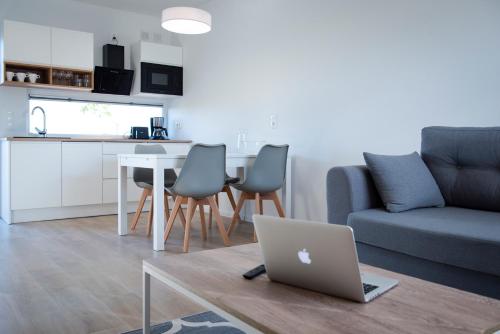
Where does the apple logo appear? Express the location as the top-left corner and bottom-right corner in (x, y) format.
(298, 249), (312, 264)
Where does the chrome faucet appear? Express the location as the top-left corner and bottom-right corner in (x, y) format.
(31, 106), (47, 137)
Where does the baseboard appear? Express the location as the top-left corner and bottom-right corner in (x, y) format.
(10, 202), (142, 223)
(8, 203), (243, 224)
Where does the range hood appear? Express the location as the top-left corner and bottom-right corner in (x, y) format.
(92, 42), (134, 95)
(92, 66), (134, 96)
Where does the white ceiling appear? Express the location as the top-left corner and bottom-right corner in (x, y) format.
(73, 0), (211, 17)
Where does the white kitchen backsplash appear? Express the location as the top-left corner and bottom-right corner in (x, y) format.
(0, 86), (29, 137)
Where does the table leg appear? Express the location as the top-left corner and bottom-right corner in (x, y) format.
(118, 164), (128, 235)
(284, 158), (292, 218)
(153, 163), (165, 251)
(143, 269), (151, 334)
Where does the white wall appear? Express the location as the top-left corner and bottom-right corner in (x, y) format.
(0, 0), (178, 136)
(169, 0), (500, 221)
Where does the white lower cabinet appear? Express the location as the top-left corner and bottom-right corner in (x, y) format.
(62, 142), (103, 206)
(1, 140), (190, 224)
(10, 142), (62, 210)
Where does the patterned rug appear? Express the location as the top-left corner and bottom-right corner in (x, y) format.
(123, 311), (247, 334)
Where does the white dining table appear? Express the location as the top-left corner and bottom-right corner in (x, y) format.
(117, 153), (292, 251)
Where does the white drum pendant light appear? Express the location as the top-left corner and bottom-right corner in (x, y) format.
(161, 7), (212, 34)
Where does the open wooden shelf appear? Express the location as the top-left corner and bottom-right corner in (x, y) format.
(2, 81), (92, 91)
(2, 61), (93, 92)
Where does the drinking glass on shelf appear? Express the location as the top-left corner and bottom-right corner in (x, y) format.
(65, 71), (73, 86)
(75, 75), (83, 87)
(83, 74), (90, 88)
(53, 71), (61, 85)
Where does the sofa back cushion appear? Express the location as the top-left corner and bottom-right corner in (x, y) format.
(421, 126), (500, 212)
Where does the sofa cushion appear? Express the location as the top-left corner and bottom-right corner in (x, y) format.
(347, 207), (500, 276)
(363, 152), (445, 213)
(421, 126), (500, 212)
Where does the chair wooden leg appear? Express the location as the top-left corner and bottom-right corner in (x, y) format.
(208, 206), (212, 228)
(225, 186), (237, 211)
(208, 193), (219, 229)
(208, 196), (230, 246)
(178, 206), (187, 228)
(228, 193), (246, 236)
(164, 196), (183, 242)
(146, 193), (154, 237)
(183, 198), (197, 252)
(255, 193), (263, 215)
(164, 191), (170, 219)
(199, 204), (207, 241)
(131, 189), (149, 231)
(270, 191), (285, 217)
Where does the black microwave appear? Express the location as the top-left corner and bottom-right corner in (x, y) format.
(140, 62), (183, 96)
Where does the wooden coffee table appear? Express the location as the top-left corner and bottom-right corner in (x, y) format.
(142, 244), (500, 334)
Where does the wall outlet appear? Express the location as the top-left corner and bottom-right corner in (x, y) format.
(270, 114), (277, 129)
(175, 121), (182, 129)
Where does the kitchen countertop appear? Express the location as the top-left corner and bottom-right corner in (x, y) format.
(1, 137), (192, 143)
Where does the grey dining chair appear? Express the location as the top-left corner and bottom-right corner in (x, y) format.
(228, 144), (289, 241)
(130, 144), (186, 236)
(163, 144), (230, 252)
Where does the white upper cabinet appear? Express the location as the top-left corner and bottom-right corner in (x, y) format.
(3, 20), (51, 66)
(136, 41), (182, 66)
(2, 20), (93, 70)
(51, 27), (94, 70)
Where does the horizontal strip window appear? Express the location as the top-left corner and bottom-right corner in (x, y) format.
(29, 97), (163, 137)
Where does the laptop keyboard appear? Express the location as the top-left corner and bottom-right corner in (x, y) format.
(363, 283), (379, 294)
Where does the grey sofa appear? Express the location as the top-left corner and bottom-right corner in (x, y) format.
(327, 127), (500, 299)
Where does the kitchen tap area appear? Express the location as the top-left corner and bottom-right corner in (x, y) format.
(30, 106), (47, 137)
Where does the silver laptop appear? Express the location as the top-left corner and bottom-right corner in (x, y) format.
(253, 215), (398, 303)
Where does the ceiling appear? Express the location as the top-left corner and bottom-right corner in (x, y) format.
(73, 0), (211, 17)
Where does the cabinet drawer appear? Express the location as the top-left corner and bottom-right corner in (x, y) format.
(103, 142), (191, 155)
(103, 155), (134, 179)
(161, 143), (191, 155)
(103, 179), (143, 204)
(102, 143), (137, 155)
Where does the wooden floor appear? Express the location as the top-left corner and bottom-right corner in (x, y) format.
(0, 212), (254, 334)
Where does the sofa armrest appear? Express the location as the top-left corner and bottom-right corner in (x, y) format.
(326, 166), (382, 225)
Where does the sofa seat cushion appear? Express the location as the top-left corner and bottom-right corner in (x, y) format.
(347, 207), (500, 276)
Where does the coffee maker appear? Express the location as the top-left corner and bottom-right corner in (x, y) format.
(150, 117), (168, 140)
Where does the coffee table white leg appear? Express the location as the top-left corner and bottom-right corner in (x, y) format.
(143, 269), (151, 334)
(153, 161), (165, 251)
(118, 164), (128, 235)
